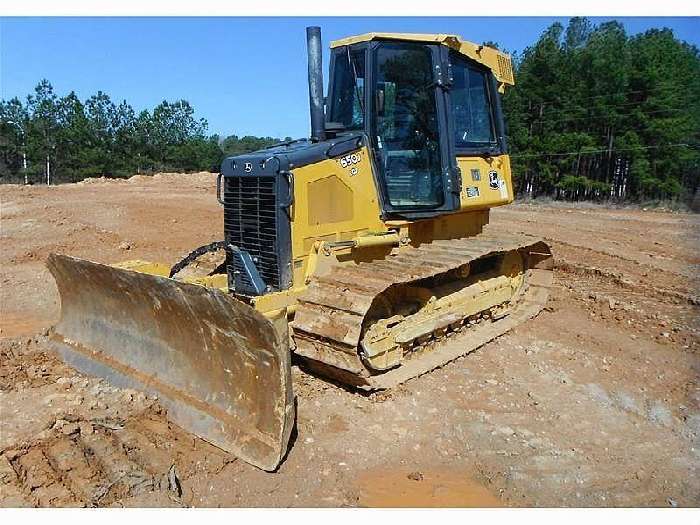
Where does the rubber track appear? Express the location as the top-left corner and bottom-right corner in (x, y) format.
(291, 229), (553, 389)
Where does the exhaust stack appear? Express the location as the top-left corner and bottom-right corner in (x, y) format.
(306, 26), (326, 142)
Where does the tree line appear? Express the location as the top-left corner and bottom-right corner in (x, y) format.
(0, 80), (287, 184)
(502, 17), (700, 203)
(1, 17), (699, 205)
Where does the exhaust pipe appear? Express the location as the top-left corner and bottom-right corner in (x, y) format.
(306, 26), (326, 142)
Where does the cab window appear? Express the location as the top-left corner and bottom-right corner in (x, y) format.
(329, 48), (365, 130)
(451, 57), (497, 147)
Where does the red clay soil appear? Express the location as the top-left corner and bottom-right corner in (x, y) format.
(1, 173), (697, 507)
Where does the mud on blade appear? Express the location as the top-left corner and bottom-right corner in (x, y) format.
(46, 254), (294, 471)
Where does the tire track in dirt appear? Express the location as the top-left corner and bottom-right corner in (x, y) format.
(3, 410), (180, 507)
(1, 336), (237, 508)
(1, 400), (237, 507)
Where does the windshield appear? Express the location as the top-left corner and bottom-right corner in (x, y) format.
(451, 56), (497, 147)
(329, 48), (365, 130)
(373, 42), (444, 209)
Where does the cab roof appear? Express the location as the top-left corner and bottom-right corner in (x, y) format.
(330, 32), (514, 86)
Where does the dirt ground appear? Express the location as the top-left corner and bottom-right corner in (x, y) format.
(1, 173), (698, 508)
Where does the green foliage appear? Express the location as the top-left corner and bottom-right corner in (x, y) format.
(556, 175), (612, 200)
(0, 82), (290, 184)
(3, 18), (698, 203)
(504, 18), (700, 203)
(221, 135), (288, 157)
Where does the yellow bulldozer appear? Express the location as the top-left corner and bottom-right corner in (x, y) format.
(47, 27), (552, 471)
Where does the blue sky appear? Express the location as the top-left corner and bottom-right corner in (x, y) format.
(1, 17), (698, 139)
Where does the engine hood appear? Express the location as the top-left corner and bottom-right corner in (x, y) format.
(221, 133), (365, 177)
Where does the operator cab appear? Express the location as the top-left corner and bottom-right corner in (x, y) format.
(326, 33), (511, 219)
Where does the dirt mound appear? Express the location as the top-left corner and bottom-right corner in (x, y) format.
(73, 171), (216, 187)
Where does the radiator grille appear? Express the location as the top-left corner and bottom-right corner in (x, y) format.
(223, 176), (280, 290)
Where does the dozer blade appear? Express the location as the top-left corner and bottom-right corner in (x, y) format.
(46, 254), (294, 471)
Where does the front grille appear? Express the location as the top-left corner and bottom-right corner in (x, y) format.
(223, 176), (280, 290)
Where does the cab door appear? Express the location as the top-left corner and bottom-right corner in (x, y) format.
(369, 41), (460, 218)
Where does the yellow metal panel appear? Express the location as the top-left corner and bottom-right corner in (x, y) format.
(331, 32), (462, 48)
(183, 273), (228, 290)
(457, 154), (514, 211)
(252, 288), (304, 314)
(267, 148), (510, 312)
(303, 232), (336, 253)
(339, 228), (368, 241)
(457, 42), (515, 86)
(111, 260), (228, 290)
(404, 210), (489, 246)
(330, 32), (515, 86)
(111, 260), (171, 276)
(307, 175), (354, 225)
(290, 145), (386, 288)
